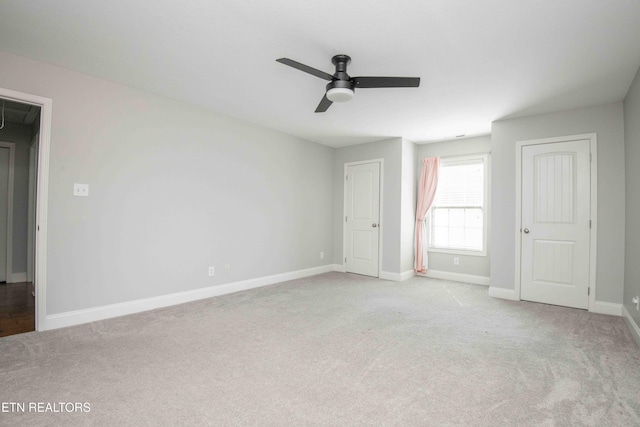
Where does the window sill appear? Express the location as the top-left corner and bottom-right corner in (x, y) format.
(428, 247), (487, 257)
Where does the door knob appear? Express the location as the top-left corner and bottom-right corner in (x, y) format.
(523, 228), (530, 234)
(372, 223), (378, 228)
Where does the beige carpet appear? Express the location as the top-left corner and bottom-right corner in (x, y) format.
(1, 272), (639, 426)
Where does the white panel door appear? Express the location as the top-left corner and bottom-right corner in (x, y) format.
(0, 147), (8, 282)
(345, 162), (380, 277)
(521, 140), (590, 309)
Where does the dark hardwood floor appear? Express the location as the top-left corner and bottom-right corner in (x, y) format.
(0, 282), (35, 337)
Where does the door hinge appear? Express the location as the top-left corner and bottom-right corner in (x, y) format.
(344, 257), (347, 263)
(590, 153), (592, 162)
(589, 220), (592, 229)
(345, 175), (348, 181)
(345, 216), (347, 222)
(588, 287), (590, 296)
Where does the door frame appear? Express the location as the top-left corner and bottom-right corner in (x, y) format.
(514, 133), (597, 311)
(0, 141), (15, 283)
(27, 137), (38, 283)
(343, 159), (384, 277)
(0, 87), (52, 331)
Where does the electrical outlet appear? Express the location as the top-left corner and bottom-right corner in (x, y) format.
(208, 266), (215, 276)
(320, 251), (324, 259)
(633, 296), (640, 311)
(453, 257), (460, 265)
(224, 264), (231, 273)
(73, 183), (89, 197)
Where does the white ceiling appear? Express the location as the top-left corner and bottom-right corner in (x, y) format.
(1, 0), (640, 147)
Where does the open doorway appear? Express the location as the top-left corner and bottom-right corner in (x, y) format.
(0, 98), (41, 337)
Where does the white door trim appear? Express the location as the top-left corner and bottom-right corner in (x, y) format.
(0, 87), (52, 331)
(0, 141), (15, 283)
(515, 133), (597, 311)
(343, 158), (384, 277)
(27, 138), (38, 283)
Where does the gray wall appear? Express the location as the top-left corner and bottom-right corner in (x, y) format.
(417, 135), (491, 278)
(624, 66), (640, 326)
(0, 121), (33, 275)
(491, 103), (626, 304)
(0, 50), (335, 315)
(333, 138), (403, 274)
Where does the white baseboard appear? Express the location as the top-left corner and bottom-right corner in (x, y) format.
(486, 287), (624, 316)
(421, 269), (490, 286)
(45, 264), (335, 331)
(400, 269), (416, 281)
(10, 272), (27, 283)
(379, 270), (416, 282)
(486, 288), (624, 313)
(622, 305), (640, 349)
(379, 271), (400, 281)
(592, 301), (622, 316)
(488, 286), (519, 301)
(332, 264), (346, 273)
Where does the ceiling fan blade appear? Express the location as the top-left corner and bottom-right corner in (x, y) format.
(352, 76), (421, 88)
(315, 94), (333, 113)
(276, 58), (333, 81)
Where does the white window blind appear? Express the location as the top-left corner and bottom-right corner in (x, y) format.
(429, 156), (486, 252)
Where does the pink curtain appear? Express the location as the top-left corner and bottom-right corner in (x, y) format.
(415, 157), (440, 273)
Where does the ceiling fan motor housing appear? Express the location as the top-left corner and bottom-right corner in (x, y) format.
(326, 55), (355, 102)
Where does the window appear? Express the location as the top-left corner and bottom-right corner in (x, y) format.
(429, 154), (488, 255)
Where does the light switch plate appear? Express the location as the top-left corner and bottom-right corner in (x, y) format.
(74, 183), (89, 196)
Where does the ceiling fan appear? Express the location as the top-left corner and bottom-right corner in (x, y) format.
(276, 55), (420, 113)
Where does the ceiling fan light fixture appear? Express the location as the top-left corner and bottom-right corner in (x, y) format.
(326, 87), (354, 103)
